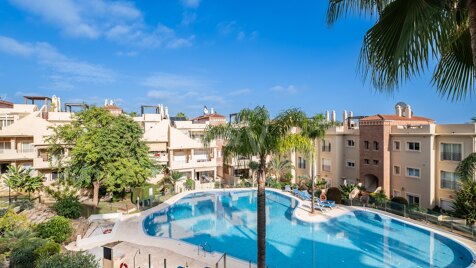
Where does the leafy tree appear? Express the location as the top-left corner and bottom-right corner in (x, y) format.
(452, 153), (476, 223)
(36, 251), (99, 268)
(203, 106), (312, 268)
(47, 107), (156, 206)
(327, 0), (476, 101)
(35, 216), (73, 244)
(266, 158), (294, 182)
(176, 112), (188, 120)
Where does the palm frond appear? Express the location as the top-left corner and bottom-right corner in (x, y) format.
(433, 26), (475, 101)
(359, 0), (453, 92)
(326, 0), (394, 26)
(456, 152), (476, 181)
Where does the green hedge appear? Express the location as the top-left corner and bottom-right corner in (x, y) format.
(35, 216), (73, 244)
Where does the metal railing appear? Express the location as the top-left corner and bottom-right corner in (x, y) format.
(215, 253), (227, 268)
(346, 198), (476, 241)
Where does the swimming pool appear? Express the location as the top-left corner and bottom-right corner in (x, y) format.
(143, 190), (475, 267)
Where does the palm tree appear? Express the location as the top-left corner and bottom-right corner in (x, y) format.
(203, 106), (312, 268)
(249, 160), (260, 186)
(300, 114), (331, 213)
(158, 171), (184, 193)
(327, 0), (476, 101)
(453, 153), (476, 223)
(4, 165), (43, 200)
(266, 158), (294, 182)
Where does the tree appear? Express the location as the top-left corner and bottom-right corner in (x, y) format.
(300, 114), (331, 213)
(327, 0), (476, 101)
(453, 153), (476, 223)
(266, 158), (294, 182)
(47, 107), (156, 206)
(158, 171), (184, 192)
(176, 112), (188, 120)
(203, 106), (312, 268)
(4, 165), (43, 199)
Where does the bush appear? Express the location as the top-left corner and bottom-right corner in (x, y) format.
(34, 240), (61, 260)
(0, 209), (29, 235)
(185, 178), (194, 190)
(391, 196), (408, 205)
(13, 199), (34, 211)
(53, 196), (81, 219)
(339, 184), (357, 199)
(9, 238), (48, 268)
(35, 216), (73, 244)
(36, 251), (99, 268)
(326, 187), (342, 204)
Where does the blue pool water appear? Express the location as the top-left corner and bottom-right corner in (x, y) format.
(143, 190), (474, 267)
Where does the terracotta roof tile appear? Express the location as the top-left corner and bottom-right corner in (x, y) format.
(361, 114), (434, 122)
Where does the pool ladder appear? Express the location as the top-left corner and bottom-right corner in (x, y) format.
(198, 241), (212, 257)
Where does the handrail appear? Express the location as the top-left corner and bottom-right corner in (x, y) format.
(198, 241), (212, 257)
(215, 253), (226, 268)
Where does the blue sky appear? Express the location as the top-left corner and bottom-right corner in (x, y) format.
(0, 0), (474, 123)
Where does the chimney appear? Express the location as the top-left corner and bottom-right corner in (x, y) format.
(396, 105), (402, 117)
(211, 107), (215, 114)
(164, 106), (169, 118)
(325, 111), (330, 122)
(343, 110), (348, 128)
(406, 105), (412, 118)
(331, 110), (336, 122)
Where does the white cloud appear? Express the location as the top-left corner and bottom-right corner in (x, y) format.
(181, 0), (201, 8)
(0, 35), (115, 89)
(218, 21), (258, 41)
(181, 12), (197, 26)
(229, 88), (252, 96)
(218, 21), (237, 35)
(270, 85), (298, 94)
(9, 0), (192, 49)
(116, 50), (138, 57)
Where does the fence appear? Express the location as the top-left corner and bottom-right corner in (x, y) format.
(345, 198), (476, 241)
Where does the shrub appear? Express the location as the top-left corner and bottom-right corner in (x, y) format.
(326, 187), (342, 204)
(0, 209), (29, 235)
(391, 196), (408, 205)
(34, 240), (61, 260)
(13, 199), (34, 211)
(36, 251), (99, 268)
(370, 190), (388, 205)
(339, 184), (356, 199)
(9, 238), (48, 268)
(53, 196), (81, 219)
(185, 178), (194, 190)
(36, 216), (73, 244)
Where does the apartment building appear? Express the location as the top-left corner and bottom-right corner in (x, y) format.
(305, 103), (476, 209)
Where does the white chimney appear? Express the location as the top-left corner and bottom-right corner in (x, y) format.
(331, 110), (336, 122)
(164, 106), (169, 118)
(343, 110), (348, 126)
(396, 105), (402, 117)
(211, 107), (215, 114)
(325, 111), (330, 122)
(406, 105), (412, 118)
(104, 99), (108, 107)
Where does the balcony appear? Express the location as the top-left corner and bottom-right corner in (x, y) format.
(170, 157), (217, 170)
(0, 149), (35, 161)
(150, 152), (169, 163)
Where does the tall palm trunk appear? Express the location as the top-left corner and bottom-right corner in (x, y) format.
(469, 0), (476, 72)
(93, 181), (100, 207)
(257, 156), (267, 268)
(310, 140), (316, 214)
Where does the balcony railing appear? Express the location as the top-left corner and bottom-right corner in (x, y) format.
(322, 145), (331, 152)
(441, 152), (462, 161)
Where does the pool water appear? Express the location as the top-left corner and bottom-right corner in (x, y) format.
(143, 190), (474, 267)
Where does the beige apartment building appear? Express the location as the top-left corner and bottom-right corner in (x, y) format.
(298, 103), (476, 209)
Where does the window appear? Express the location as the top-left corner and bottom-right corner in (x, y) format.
(52, 172), (63, 181)
(407, 194), (420, 206)
(407, 142), (420, 151)
(322, 158), (331, 172)
(364, 141), (369, 150)
(346, 160), (355, 168)
(393, 166), (401, 175)
(0, 141), (11, 153)
(441, 143), (462, 161)
(373, 160), (379, 165)
(21, 142), (34, 153)
(440, 171), (459, 190)
(364, 159), (370, 165)
(322, 140), (331, 152)
(393, 141), (401, 151)
(346, 139), (355, 147)
(373, 141), (379, 150)
(298, 157), (306, 169)
(406, 167), (421, 178)
(0, 115), (14, 129)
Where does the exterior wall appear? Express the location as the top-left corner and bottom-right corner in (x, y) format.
(358, 124), (388, 193)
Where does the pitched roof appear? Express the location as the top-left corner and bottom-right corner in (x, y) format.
(361, 114), (434, 122)
(0, 100), (13, 108)
(191, 113), (226, 121)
